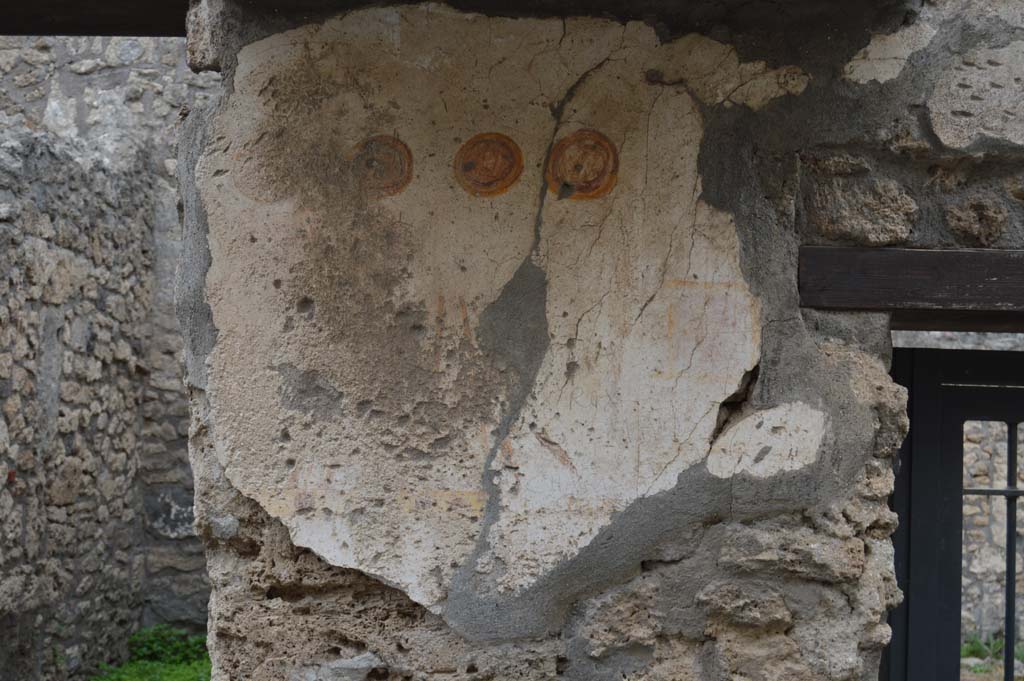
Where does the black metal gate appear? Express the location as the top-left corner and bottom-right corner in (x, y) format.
(885, 348), (1024, 681)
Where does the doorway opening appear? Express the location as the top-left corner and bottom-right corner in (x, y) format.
(885, 332), (1024, 681)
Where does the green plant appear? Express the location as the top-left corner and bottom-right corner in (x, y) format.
(90, 626), (210, 681)
(962, 635), (989, 659)
(127, 625), (208, 665)
(962, 634), (1006, 660)
(92, 659), (211, 681)
(959, 633), (1024, 667)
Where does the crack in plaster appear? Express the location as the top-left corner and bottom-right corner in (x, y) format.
(195, 4), (813, 617)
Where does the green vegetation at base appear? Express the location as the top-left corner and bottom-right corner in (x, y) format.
(91, 625), (211, 681)
(91, 659), (211, 681)
(960, 633), (1024, 670)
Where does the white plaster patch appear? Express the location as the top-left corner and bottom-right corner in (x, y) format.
(653, 33), (809, 109)
(198, 5), (806, 609)
(42, 80), (79, 139)
(929, 40), (1024, 149)
(843, 20), (937, 84)
(844, 0), (1024, 89)
(706, 402), (827, 479)
(289, 653), (384, 681)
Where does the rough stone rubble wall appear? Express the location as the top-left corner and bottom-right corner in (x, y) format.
(0, 117), (153, 679)
(177, 1), (1022, 679)
(0, 36), (218, 680)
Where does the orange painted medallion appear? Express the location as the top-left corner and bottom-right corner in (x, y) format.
(454, 133), (524, 197)
(353, 135), (413, 196)
(545, 129), (618, 199)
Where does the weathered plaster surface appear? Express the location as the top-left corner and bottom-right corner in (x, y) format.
(706, 402), (826, 479)
(177, 0), (1024, 677)
(929, 40), (1024, 150)
(841, 0), (1024, 153)
(841, 0), (1024, 89)
(196, 5), (809, 609)
(843, 20), (937, 84)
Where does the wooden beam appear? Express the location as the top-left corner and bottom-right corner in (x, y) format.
(799, 246), (1024, 313)
(5, 1), (188, 37)
(0, 0), (903, 38)
(891, 310), (1024, 333)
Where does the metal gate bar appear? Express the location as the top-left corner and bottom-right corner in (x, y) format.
(1009, 423), (1018, 681)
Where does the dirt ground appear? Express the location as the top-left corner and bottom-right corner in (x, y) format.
(962, 664), (1018, 680)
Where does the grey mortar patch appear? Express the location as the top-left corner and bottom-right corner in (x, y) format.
(175, 100), (219, 391)
(691, 7), (934, 501)
(476, 258), (550, 410)
(444, 461), (701, 639)
(561, 641), (655, 681)
(445, 257), (550, 610)
(443, 446), (831, 641)
(36, 305), (65, 447)
(274, 362), (345, 420)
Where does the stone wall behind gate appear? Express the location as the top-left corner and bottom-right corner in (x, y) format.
(961, 419), (1020, 642)
(178, 1), (1024, 680)
(0, 36), (218, 680)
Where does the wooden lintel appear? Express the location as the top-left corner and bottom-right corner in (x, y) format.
(5, 1), (188, 37)
(799, 246), (1024, 314)
(891, 310), (1024, 333)
(2, 0), (901, 38)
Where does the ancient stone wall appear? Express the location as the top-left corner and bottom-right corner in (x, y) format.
(0, 112), (153, 679)
(177, 1), (1023, 679)
(0, 36), (218, 680)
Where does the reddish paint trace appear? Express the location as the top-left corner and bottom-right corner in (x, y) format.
(545, 129), (619, 200)
(454, 132), (524, 197)
(354, 135), (413, 196)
